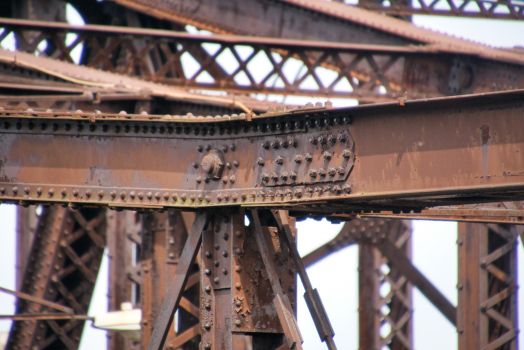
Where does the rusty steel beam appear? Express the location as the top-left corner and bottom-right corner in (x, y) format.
(7, 206), (107, 350)
(2, 19), (524, 102)
(1, 89), (524, 212)
(345, 0), (524, 20)
(457, 223), (519, 349)
(322, 201), (524, 225)
(15, 206), (38, 290)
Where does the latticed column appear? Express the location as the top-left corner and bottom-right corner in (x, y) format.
(359, 220), (413, 350)
(458, 223), (519, 350)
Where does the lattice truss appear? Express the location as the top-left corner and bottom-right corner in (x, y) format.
(7, 206), (106, 350)
(0, 23), (407, 101)
(358, 219), (413, 350)
(335, 0), (524, 19)
(458, 223), (519, 350)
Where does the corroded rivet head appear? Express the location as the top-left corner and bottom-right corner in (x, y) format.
(235, 266), (242, 272)
(48, 188), (55, 196)
(205, 286), (211, 293)
(130, 191), (136, 199)
(205, 251), (212, 258)
(235, 300), (242, 307)
(204, 343), (211, 350)
(204, 323), (211, 330)
(214, 277), (219, 284)
(257, 157), (266, 166)
(205, 302), (211, 309)
(234, 320), (241, 327)
(24, 186), (30, 194)
(36, 187), (42, 195)
(275, 156), (284, 164)
(234, 247), (242, 255)
(120, 191), (126, 199)
(235, 282), (241, 290)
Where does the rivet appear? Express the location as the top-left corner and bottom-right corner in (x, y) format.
(234, 247), (242, 255)
(222, 144), (228, 152)
(230, 144), (236, 151)
(12, 186), (18, 195)
(24, 186), (30, 195)
(214, 244), (220, 250)
(192, 162), (198, 169)
(196, 176), (202, 183)
(197, 145), (203, 152)
(138, 192), (144, 200)
(214, 277), (219, 284)
(294, 155), (303, 163)
(60, 188), (67, 196)
(271, 141), (279, 149)
(225, 192), (231, 201)
(222, 268), (228, 275)
(204, 323), (211, 330)
(261, 141), (269, 149)
(217, 193), (223, 201)
(235, 282), (241, 290)
(205, 195), (211, 202)
(223, 232), (228, 240)
(98, 190), (104, 198)
(120, 191), (126, 199)
(319, 168), (327, 176)
(205, 268), (211, 275)
(235, 266), (242, 272)
(198, 194), (204, 201)
(36, 187), (42, 195)
(222, 176), (228, 184)
(234, 320), (241, 327)
(109, 191), (115, 198)
(205, 251), (212, 258)
(342, 184), (351, 193)
(342, 149), (352, 158)
(222, 250), (228, 257)
(257, 157), (266, 166)
(48, 188), (55, 197)
(164, 192), (169, 200)
(275, 156), (284, 164)
(172, 193), (178, 200)
(309, 169), (318, 178)
(323, 151), (333, 160)
(241, 192), (247, 200)
(205, 286), (211, 293)
(235, 300), (242, 307)
(204, 343), (211, 350)
(130, 191), (136, 199)
(147, 192), (153, 199)
(289, 139), (297, 147)
(295, 189), (303, 197)
(229, 175), (236, 183)
(337, 167), (345, 175)
(337, 134), (346, 142)
(233, 160), (239, 167)
(261, 173), (270, 182)
(289, 171), (297, 180)
(328, 168), (337, 176)
(309, 137), (317, 145)
(205, 302), (211, 309)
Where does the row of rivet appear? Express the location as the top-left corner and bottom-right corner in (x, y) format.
(0, 184), (351, 203)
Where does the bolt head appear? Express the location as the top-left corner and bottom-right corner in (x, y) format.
(342, 149), (352, 158)
(309, 169), (318, 178)
(234, 320), (241, 327)
(275, 156), (284, 164)
(289, 171), (297, 180)
(280, 171), (288, 180)
(257, 157), (266, 166)
(328, 168), (337, 176)
(261, 173), (270, 182)
(294, 155), (303, 163)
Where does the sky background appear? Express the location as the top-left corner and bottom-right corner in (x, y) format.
(1, 3), (524, 350)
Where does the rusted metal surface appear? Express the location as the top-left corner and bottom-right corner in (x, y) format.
(147, 212), (207, 350)
(0, 286), (74, 314)
(271, 210), (336, 348)
(358, 219), (413, 350)
(3, 19), (524, 102)
(7, 206), (106, 350)
(457, 223), (519, 350)
(0, 314), (93, 321)
(344, 0), (524, 20)
(1, 90), (524, 212)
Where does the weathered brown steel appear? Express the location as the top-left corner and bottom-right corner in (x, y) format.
(7, 206), (106, 350)
(457, 222), (519, 350)
(1, 90), (524, 212)
(322, 201), (524, 225)
(3, 19), (524, 102)
(347, 0), (524, 20)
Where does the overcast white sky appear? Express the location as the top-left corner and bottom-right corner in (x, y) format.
(0, 4), (524, 350)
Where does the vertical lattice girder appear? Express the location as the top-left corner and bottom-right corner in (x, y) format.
(458, 223), (519, 350)
(7, 206), (106, 350)
(359, 220), (413, 350)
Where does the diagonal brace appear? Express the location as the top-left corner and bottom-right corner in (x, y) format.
(146, 211), (209, 350)
(271, 210), (338, 350)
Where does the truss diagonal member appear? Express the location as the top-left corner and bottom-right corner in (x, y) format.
(251, 209), (304, 350)
(0, 286), (74, 314)
(302, 224), (358, 268)
(146, 211), (208, 350)
(271, 210), (337, 350)
(376, 239), (457, 326)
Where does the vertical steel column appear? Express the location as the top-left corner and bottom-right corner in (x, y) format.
(458, 223), (519, 350)
(107, 211), (142, 350)
(16, 206), (39, 290)
(7, 206), (107, 350)
(358, 220), (413, 350)
(200, 210), (297, 349)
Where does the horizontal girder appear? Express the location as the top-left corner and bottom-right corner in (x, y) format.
(0, 89), (524, 213)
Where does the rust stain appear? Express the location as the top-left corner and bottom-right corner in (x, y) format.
(480, 124), (491, 145)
